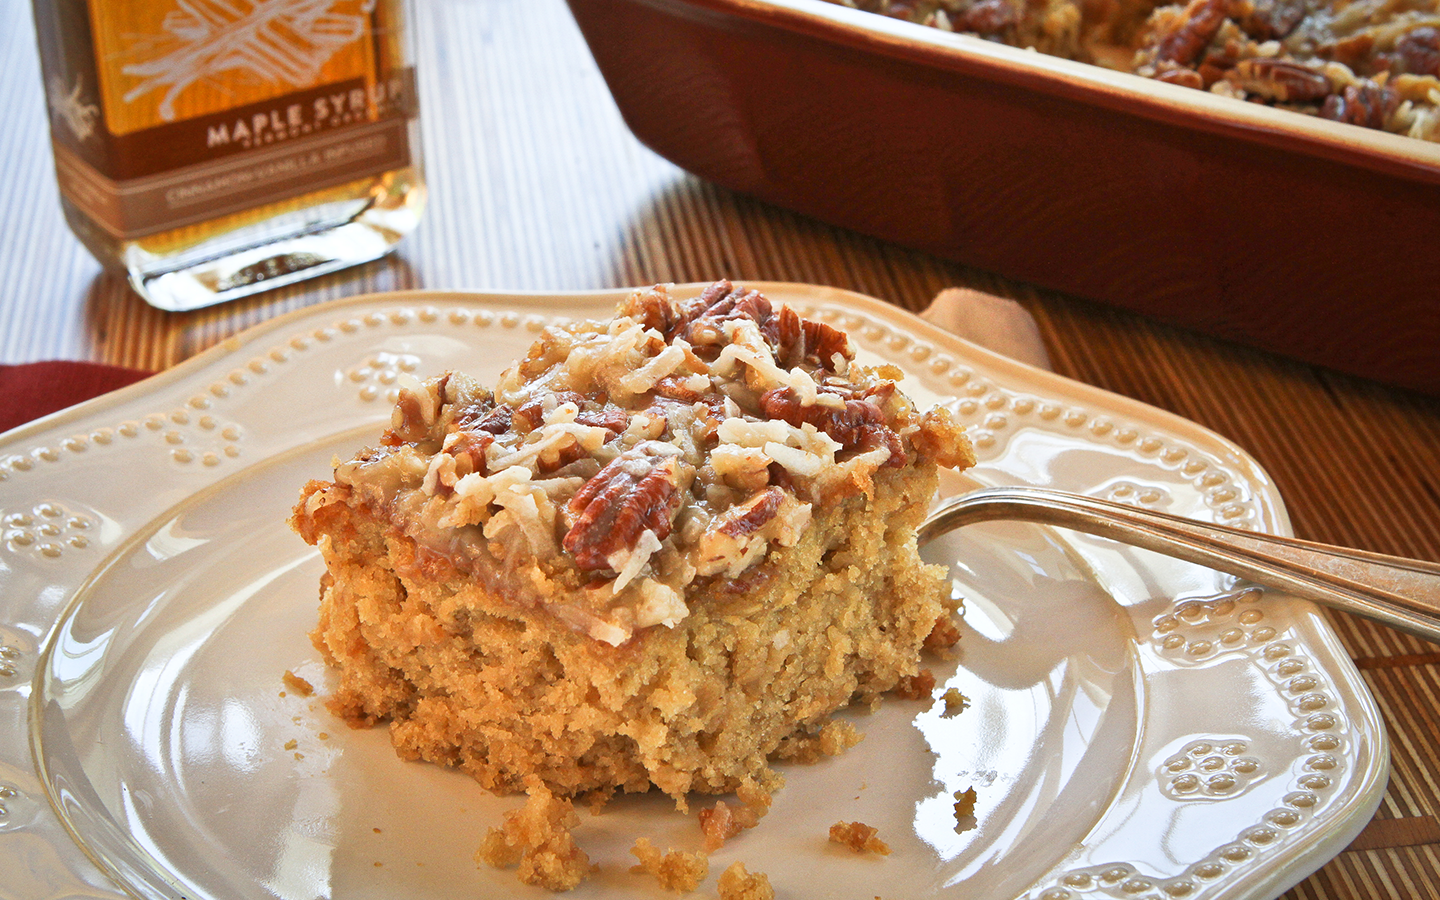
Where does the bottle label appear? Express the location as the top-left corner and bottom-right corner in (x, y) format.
(44, 0), (417, 239)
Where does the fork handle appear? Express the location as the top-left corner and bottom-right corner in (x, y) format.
(921, 486), (1440, 644)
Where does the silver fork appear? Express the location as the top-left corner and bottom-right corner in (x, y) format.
(920, 486), (1440, 644)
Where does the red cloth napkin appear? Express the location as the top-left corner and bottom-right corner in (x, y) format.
(0, 361), (154, 434)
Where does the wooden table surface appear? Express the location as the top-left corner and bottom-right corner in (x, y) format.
(4, 0), (1440, 897)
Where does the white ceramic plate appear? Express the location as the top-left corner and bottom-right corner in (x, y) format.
(0, 285), (1386, 900)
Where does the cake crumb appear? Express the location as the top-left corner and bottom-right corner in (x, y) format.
(892, 669), (936, 700)
(941, 688), (968, 716)
(475, 784), (591, 891)
(699, 778), (775, 851)
(584, 785), (616, 814)
(771, 719), (864, 763)
(953, 787), (978, 832)
(283, 739), (298, 751)
(717, 862), (774, 900)
(828, 821), (891, 855)
(923, 614), (961, 652)
(282, 670), (314, 696)
(629, 837), (708, 892)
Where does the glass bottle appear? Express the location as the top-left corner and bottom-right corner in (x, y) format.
(31, 0), (426, 311)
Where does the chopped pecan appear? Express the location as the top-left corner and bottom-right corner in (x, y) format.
(535, 440), (589, 476)
(512, 391), (578, 433)
(649, 383), (728, 444)
(1397, 27), (1440, 77)
(674, 281), (780, 351)
(883, 0), (925, 18)
(513, 391), (629, 438)
(467, 403), (514, 436)
(767, 462), (796, 494)
(442, 372), (493, 424)
(774, 305), (852, 371)
(1153, 0), (1230, 67)
(715, 487), (785, 538)
(1321, 80), (1399, 128)
(954, 0), (1020, 34)
(563, 449), (687, 572)
(618, 286), (687, 336)
(1155, 64), (1206, 88)
(1321, 33), (1376, 72)
(652, 376), (706, 403)
(445, 430), (495, 478)
(575, 405), (630, 435)
(389, 387), (433, 444)
(1238, 0), (1303, 40)
(1196, 46), (1241, 85)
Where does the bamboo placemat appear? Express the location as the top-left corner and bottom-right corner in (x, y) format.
(3, 0), (1439, 896)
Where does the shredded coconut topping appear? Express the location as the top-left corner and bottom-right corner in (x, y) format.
(329, 280), (974, 644)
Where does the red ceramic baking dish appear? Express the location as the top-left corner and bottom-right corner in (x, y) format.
(566, 0), (1440, 395)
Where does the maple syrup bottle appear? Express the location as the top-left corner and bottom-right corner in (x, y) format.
(30, 0), (426, 310)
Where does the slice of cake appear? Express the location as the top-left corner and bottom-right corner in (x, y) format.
(292, 280), (974, 807)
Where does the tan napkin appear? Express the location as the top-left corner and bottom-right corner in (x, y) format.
(921, 288), (1052, 372)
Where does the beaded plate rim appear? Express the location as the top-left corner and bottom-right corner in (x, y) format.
(0, 284), (1387, 900)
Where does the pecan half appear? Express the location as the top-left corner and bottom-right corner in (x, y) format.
(563, 449), (687, 572)
(674, 281), (780, 352)
(1227, 58), (1332, 102)
(759, 386), (907, 466)
(1397, 27), (1440, 77)
(1154, 0), (1230, 67)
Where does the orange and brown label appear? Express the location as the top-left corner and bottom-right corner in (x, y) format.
(46, 0), (417, 238)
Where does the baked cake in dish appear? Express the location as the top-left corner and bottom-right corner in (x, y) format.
(291, 280), (974, 807)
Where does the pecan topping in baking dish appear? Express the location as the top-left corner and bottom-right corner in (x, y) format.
(823, 0), (1440, 144)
